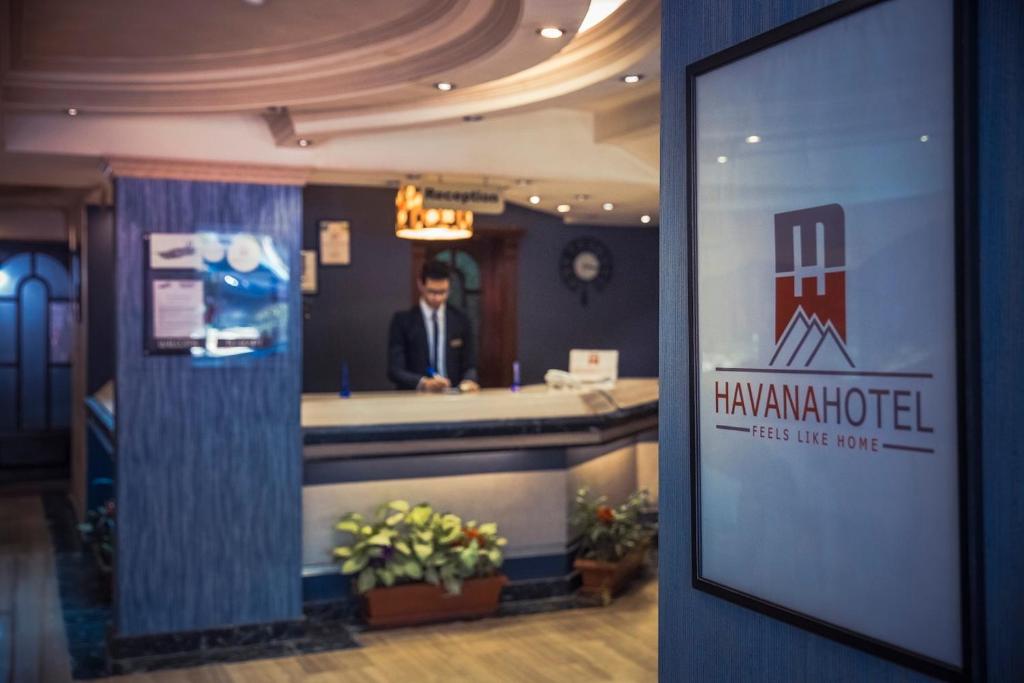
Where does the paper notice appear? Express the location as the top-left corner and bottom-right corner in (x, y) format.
(152, 279), (205, 340)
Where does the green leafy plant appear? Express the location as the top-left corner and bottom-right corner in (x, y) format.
(333, 500), (507, 595)
(570, 487), (655, 563)
(78, 498), (116, 573)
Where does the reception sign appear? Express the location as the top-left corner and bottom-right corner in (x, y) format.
(688, 0), (965, 678)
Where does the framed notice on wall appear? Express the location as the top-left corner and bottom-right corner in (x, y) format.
(144, 231), (290, 358)
(687, 0), (969, 679)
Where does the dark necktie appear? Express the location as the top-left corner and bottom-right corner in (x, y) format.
(431, 310), (440, 373)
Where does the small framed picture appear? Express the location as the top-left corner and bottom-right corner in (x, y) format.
(301, 250), (318, 294)
(319, 220), (351, 265)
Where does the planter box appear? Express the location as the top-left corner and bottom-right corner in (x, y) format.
(574, 541), (649, 604)
(363, 574), (507, 628)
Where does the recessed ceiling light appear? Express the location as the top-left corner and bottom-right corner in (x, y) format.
(297, 138), (311, 147)
(538, 27), (565, 39)
(602, 202), (614, 211)
(920, 134), (929, 142)
(242, 0), (265, 5)
(66, 107), (79, 117)
(640, 214), (652, 224)
(435, 82), (455, 91)
(717, 155), (728, 164)
(745, 135), (761, 144)
(529, 195), (541, 205)
(622, 74), (644, 84)
(557, 204), (571, 213)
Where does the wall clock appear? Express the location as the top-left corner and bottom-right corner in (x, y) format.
(559, 237), (613, 306)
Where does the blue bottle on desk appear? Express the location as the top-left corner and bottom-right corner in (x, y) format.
(339, 362), (351, 398)
(510, 360), (521, 392)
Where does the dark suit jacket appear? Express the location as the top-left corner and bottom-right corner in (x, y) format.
(387, 304), (478, 390)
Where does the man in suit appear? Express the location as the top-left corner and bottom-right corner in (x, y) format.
(387, 261), (480, 392)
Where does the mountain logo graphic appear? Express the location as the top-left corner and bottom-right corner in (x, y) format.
(770, 203), (853, 368)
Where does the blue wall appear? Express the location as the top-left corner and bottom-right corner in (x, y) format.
(302, 185), (659, 391)
(977, 0), (1024, 679)
(659, 0), (1021, 681)
(114, 178), (303, 636)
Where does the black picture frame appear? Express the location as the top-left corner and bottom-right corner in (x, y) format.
(685, 1), (976, 680)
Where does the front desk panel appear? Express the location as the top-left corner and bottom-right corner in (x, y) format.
(87, 379), (658, 607)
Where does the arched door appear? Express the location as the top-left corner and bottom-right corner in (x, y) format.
(0, 246), (74, 483)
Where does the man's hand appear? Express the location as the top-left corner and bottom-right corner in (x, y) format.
(417, 376), (452, 392)
(458, 379), (480, 393)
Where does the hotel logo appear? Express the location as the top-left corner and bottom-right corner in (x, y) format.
(770, 203), (853, 368)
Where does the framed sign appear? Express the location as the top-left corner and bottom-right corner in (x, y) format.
(301, 250), (318, 294)
(687, 0), (970, 679)
(144, 231), (290, 357)
(319, 220), (350, 265)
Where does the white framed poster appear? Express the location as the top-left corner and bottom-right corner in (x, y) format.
(687, 0), (968, 679)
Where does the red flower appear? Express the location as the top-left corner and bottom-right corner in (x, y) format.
(596, 505), (614, 524)
(464, 527), (484, 546)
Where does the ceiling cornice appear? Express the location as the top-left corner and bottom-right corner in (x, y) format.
(103, 157), (310, 186)
(279, 0), (660, 142)
(1, 0), (525, 113)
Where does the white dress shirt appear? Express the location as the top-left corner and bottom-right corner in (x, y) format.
(418, 299), (447, 378)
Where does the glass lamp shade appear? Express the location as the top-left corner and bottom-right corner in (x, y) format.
(395, 184), (473, 240)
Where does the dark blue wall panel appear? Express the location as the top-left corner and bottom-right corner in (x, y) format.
(302, 185), (659, 392)
(978, 0), (1024, 679)
(301, 185), (412, 393)
(660, 0), (1021, 681)
(500, 203), (659, 386)
(114, 177), (302, 636)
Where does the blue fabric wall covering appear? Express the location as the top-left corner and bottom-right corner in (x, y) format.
(977, 0), (1024, 679)
(114, 177), (302, 636)
(660, 0), (1021, 681)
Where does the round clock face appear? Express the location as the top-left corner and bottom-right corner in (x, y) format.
(573, 251), (600, 282)
(559, 237), (613, 296)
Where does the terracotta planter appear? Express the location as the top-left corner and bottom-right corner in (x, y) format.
(574, 540), (649, 605)
(363, 574), (507, 628)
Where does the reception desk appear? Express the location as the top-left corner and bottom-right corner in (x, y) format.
(86, 379), (659, 602)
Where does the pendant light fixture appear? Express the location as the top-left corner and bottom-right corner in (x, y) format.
(394, 184), (474, 240)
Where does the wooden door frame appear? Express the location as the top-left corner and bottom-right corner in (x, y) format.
(410, 227), (522, 387)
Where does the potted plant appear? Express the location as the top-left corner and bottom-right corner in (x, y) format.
(333, 500), (508, 627)
(570, 487), (655, 604)
(78, 498), (116, 575)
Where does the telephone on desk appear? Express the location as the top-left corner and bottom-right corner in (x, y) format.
(543, 369), (614, 390)
(545, 348), (619, 390)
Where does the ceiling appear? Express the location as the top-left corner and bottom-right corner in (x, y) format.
(0, 0), (661, 225)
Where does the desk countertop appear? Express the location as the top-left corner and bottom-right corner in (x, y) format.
(301, 378), (657, 428)
(86, 378), (659, 446)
